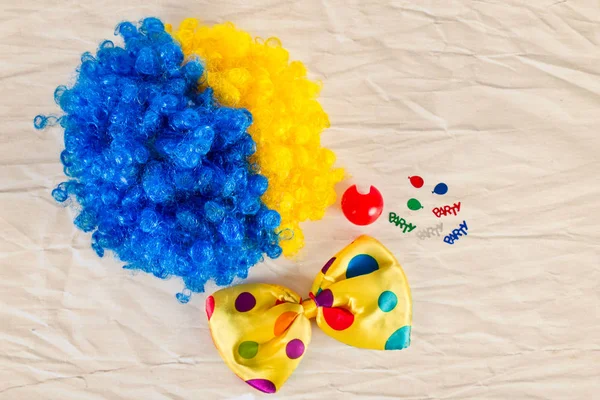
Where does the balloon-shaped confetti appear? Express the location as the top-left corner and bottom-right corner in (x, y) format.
(409, 176), (424, 188)
(407, 198), (423, 211)
(432, 183), (448, 195)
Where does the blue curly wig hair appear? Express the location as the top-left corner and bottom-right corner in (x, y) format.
(34, 18), (282, 303)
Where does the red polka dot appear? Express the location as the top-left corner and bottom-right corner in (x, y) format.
(323, 307), (354, 331)
(205, 295), (215, 321)
(275, 299), (285, 305)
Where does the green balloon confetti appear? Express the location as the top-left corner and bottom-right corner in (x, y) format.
(407, 198), (423, 211)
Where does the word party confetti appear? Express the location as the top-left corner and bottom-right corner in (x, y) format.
(432, 202), (462, 218)
(416, 223), (443, 240)
(443, 221), (469, 245)
(388, 212), (417, 233)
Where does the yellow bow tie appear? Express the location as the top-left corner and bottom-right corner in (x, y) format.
(205, 235), (413, 393)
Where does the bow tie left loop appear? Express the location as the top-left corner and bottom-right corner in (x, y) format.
(206, 283), (311, 393)
(206, 235), (412, 393)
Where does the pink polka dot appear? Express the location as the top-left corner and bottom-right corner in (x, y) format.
(286, 339), (305, 359)
(235, 292), (256, 312)
(246, 379), (276, 393)
(205, 296), (215, 321)
(321, 257), (336, 274)
(323, 306), (354, 331)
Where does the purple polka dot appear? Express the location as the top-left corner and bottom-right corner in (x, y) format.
(321, 257), (336, 274)
(315, 288), (333, 308)
(235, 292), (256, 312)
(286, 339), (305, 359)
(246, 379), (276, 393)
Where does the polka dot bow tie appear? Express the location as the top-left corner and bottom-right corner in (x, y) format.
(205, 235), (413, 393)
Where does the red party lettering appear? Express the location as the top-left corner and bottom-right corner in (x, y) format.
(454, 202), (461, 213)
(432, 202), (462, 218)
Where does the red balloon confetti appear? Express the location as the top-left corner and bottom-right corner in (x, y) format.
(408, 176), (424, 188)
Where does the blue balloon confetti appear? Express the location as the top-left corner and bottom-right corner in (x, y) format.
(432, 182), (448, 195)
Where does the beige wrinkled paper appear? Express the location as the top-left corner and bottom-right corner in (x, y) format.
(1, 1), (598, 398)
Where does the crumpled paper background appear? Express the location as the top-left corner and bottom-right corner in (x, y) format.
(1, 1), (599, 399)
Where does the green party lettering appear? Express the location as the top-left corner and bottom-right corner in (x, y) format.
(388, 212), (417, 234)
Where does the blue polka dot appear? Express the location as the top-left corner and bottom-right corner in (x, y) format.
(316, 288), (322, 296)
(346, 254), (379, 279)
(385, 326), (411, 350)
(378, 291), (397, 312)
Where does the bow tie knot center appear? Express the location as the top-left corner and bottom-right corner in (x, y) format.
(301, 292), (318, 320)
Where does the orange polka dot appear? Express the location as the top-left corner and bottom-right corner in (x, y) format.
(274, 311), (298, 336)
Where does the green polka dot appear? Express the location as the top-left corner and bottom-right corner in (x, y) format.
(378, 291), (398, 312)
(238, 341), (259, 359)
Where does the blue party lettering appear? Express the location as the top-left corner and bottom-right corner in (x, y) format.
(443, 220), (468, 245)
